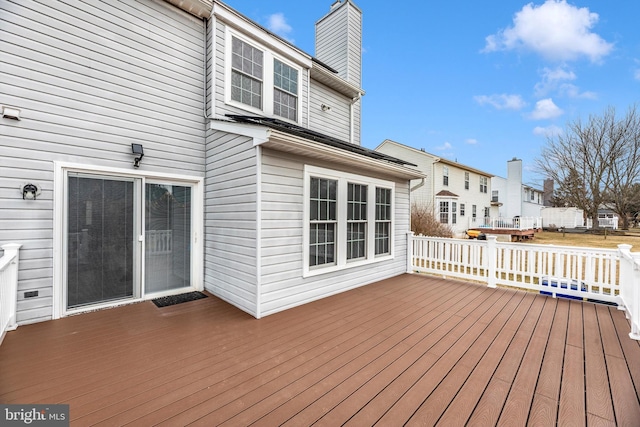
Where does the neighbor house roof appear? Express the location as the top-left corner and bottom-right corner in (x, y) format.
(436, 190), (459, 197)
(376, 139), (494, 177)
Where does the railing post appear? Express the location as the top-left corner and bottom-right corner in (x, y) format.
(1, 243), (22, 339)
(631, 252), (640, 340)
(487, 236), (497, 288)
(406, 232), (414, 274)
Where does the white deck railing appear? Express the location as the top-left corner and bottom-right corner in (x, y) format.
(618, 244), (640, 339)
(478, 216), (543, 230)
(408, 233), (639, 339)
(145, 230), (173, 255)
(0, 243), (21, 345)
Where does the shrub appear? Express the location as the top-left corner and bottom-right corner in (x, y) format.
(411, 202), (453, 237)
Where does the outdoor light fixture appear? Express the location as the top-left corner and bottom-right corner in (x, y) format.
(1, 106), (21, 120)
(321, 103), (331, 112)
(131, 143), (144, 168)
(21, 183), (41, 200)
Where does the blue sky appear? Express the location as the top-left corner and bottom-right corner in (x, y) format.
(223, 0), (640, 187)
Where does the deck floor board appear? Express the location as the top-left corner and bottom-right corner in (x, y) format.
(1, 273), (638, 426)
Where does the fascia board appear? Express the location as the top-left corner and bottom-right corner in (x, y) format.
(258, 130), (426, 180)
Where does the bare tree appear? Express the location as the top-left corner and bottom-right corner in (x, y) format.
(604, 105), (640, 229)
(411, 202), (453, 237)
(536, 105), (639, 229)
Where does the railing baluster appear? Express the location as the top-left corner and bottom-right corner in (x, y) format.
(0, 243), (22, 346)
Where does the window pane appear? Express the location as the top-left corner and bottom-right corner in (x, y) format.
(274, 58), (298, 120)
(231, 37), (263, 108)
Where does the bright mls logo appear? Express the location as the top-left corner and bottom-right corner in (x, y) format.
(1, 405), (69, 426)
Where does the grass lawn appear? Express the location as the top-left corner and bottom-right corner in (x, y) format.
(526, 229), (640, 249)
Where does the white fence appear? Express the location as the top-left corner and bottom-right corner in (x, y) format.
(408, 233), (639, 340)
(0, 243), (21, 345)
(586, 217), (619, 230)
(618, 245), (640, 339)
(479, 216), (543, 230)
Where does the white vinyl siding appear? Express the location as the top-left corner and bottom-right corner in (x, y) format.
(315, 1), (362, 87)
(204, 131), (257, 316)
(259, 149), (409, 317)
(1, 0), (205, 325)
(309, 82), (352, 144)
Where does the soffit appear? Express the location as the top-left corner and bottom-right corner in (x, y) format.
(310, 61), (365, 99)
(164, 0), (213, 18)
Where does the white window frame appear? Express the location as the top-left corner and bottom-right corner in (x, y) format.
(303, 165), (394, 277)
(479, 176), (488, 193)
(52, 162), (204, 319)
(443, 166), (449, 186)
(225, 29), (302, 123)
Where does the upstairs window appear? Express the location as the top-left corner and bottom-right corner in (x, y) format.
(231, 37), (263, 109)
(464, 172), (469, 190)
(479, 176), (488, 193)
(227, 31), (302, 123)
(273, 59), (298, 121)
(443, 166), (449, 186)
(492, 190), (499, 202)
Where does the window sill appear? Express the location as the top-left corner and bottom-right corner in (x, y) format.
(303, 254), (394, 278)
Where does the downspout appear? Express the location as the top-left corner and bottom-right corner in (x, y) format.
(307, 68), (311, 128)
(410, 178), (425, 193)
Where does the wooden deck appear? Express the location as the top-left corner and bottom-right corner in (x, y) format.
(1, 274), (639, 426)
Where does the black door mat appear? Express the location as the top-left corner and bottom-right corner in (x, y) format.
(152, 291), (207, 308)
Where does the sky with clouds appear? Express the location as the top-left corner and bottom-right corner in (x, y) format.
(223, 0), (640, 186)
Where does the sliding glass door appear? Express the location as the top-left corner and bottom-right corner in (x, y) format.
(144, 183), (191, 293)
(66, 174), (193, 311)
(67, 174), (137, 308)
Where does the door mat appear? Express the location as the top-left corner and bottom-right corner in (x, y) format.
(152, 291), (207, 308)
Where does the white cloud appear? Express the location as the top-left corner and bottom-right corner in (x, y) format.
(267, 13), (293, 42)
(533, 125), (563, 137)
(558, 84), (597, 99)
(482, 0), (613, 63)
(635, 69), (640, 81)
(534, 66), (597, 99)
(435, 142), (453, 151)
(529, 98), (564, 120)
(465, 138), (478, 145)
(474, 94), (526, 110)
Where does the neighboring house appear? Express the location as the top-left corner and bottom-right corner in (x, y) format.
(491, 158), (544, 219)
(0, 0), (423, 325)
(375, 140), (493, 237)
